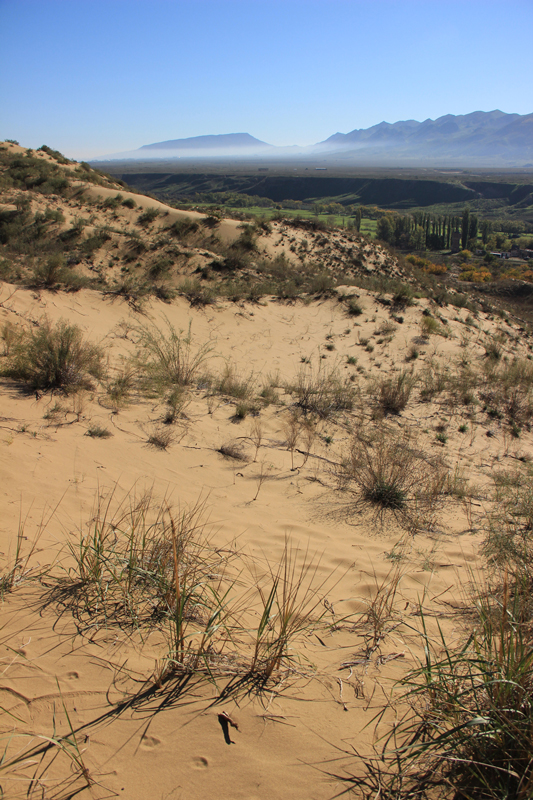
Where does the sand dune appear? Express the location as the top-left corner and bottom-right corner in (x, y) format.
(1, 275), (528, 798)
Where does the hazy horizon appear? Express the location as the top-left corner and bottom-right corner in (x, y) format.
(1, 0), (532, 159)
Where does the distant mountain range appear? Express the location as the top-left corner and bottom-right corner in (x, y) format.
(92, 111), (533, 167)
(317, 110), (533, 164)
(140, 132), (271, 152)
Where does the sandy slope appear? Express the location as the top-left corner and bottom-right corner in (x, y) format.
(1, 274), (530, 799)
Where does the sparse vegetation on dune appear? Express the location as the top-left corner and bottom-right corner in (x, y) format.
(4, 139), (533, 799)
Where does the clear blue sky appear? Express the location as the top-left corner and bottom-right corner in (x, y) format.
(1, 0), (532, 158)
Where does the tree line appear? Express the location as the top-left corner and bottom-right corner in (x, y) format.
(375, 208), (493, 252)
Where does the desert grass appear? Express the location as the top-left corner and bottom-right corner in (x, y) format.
(247, 542), (333, 682)
(0, 712), (95, 800)
(86, 424), (112, 438)
(0, 513), (43, 599)
(283, 411), (301, 470)
(374, 369), (416, 415)
(248, 417), (263, 461)
(215, 362), (255, 401)
(360, 586), (533, 800)
(133, 317), (212, 396)
(340, 426), (445, 532)
(162, 385), (189, 424)
(289, 360), (356, 419)
(218, 440), (249, 461)
(105, 364), (137, 409)
(146, 425), (174, 450)
(482, 476), (533, 577)
(49, 489), (228, 638)
(420, 313), (449, 338)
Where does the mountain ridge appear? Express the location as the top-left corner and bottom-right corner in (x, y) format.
(92, 110), (533, 166)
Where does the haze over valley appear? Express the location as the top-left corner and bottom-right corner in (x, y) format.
(94, 110), (533, 168)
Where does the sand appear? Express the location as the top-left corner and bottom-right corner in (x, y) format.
(1, 273), (528, 799)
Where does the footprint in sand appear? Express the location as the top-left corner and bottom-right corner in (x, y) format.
(140, 734), (161, 750)
(191, 756), (209, 770)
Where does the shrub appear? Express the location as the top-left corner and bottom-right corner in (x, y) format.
(218, 440), (249, 460)
(346, 298), (363, 316)
(392, 285), (414, 309)
(233, 225), (257, 252)
(4, 318), (104, 391)
(169, 218), (199, 239)
(102, 193), (123, 209)
(201, 215), (220, 229)
(137, 207), (160, 226)
(122, 197), (136, 209)
(420, 314), (448, 337)
(31, 254), (78, 289)
(178, 278), (216, 307)
(308, 272), (335, 296)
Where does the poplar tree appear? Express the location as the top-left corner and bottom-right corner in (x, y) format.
(469, 214), (479, 245)
(461, 208), (470, 250)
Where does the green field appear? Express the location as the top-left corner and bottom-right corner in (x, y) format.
(176, 202), (379, 236)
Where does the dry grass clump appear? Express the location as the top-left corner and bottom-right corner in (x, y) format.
(343, 444), (533, 799)
(247, 543), (332, 682)
(419, 360), (451, 402)
(178, 278), (217, 307)
(162, 385), (188, 424)
(215, 362), (254, 400)
(147, 425), (174, 450)
(2, 317), (104, 392)
(483, 477), (533, 578)
(420, 313), (449, 338)
(290, 361), (356, 419)
(218, 440), (249, 461)
(346, 297), (363, 316)
(0, 521), (41, 600)
(45, 488), (334, 687)
(480, 358), (533, 428)
(86, 424), (112, 438)
(133, 318), (212, 396)
(374, 369), (416, 415)
(1, 320), (22, 356)
(340, 427), (444, 532)
(105, 365), (137, 408)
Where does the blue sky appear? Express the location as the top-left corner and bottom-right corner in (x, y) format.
(1, 0), (532, 158)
